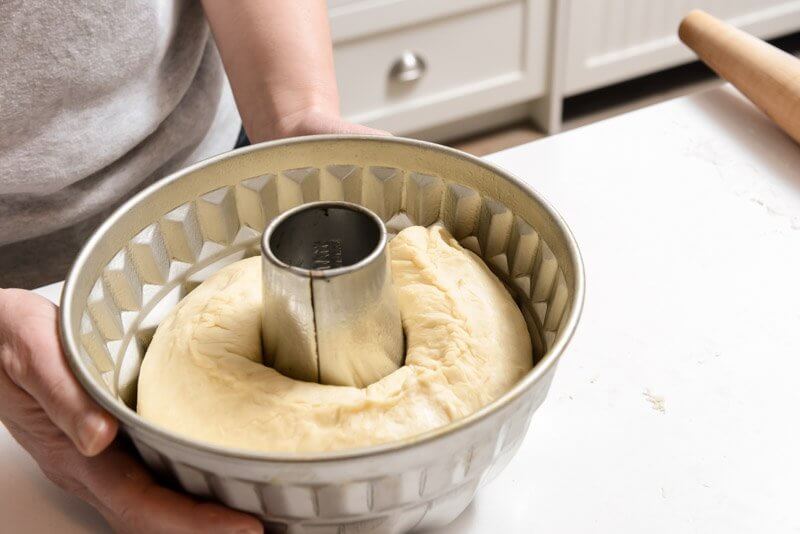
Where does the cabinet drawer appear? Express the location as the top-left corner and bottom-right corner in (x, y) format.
(334, 1), (528, 127)
(328, 0), (512, 41)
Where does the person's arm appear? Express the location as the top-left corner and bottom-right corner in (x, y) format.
(201, 0), (384, 142)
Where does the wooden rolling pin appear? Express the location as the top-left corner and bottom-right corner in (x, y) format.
(679, 10), (800, 145)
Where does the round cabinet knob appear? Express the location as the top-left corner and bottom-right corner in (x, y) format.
(389, 51), (427, 83)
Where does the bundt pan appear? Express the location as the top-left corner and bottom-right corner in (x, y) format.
(60, 136), (584, 533)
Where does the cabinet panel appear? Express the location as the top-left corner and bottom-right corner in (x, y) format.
(564, 0), (800, 95)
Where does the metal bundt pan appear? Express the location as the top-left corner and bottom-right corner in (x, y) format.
(60, 136), (584, 533)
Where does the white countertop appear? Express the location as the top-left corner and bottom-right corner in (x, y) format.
(3, 86), (800, 533)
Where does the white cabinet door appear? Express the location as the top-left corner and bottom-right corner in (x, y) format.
(564, 0), (800, 96)
(330, 0), (550, 135)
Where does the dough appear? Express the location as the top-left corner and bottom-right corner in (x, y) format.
(137, 226), (532, 452)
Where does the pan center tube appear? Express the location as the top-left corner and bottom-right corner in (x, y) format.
(261, 201), (405, 388)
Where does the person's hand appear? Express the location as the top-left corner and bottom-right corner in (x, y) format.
(268, 107), (389, 139)
(0, 288), (263, 534)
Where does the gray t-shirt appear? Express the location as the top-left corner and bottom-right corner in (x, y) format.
(0, 0), (241, 286)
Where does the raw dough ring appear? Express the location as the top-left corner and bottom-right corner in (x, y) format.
(137, 226), (532, 452)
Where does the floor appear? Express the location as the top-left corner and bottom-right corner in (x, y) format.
(449, 31), (800, 156)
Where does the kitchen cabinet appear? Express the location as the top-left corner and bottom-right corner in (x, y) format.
(329, 0), (800, 138)
(328, 0), (551, 137)
(563, 0), (800, 96)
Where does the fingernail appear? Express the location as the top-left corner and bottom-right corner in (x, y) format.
(77, 413), (108, 455)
